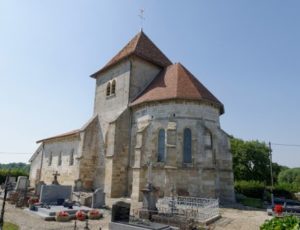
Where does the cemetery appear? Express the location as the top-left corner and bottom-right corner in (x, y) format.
(0, 165), (222, 229)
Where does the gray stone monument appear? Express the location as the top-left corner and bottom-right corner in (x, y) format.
(35, 181), (46, 196)
(91, 188), (105, 208)
(15, 176), (28, 191)
(40, 184), (72, 204)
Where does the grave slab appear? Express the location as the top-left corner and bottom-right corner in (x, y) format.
(40, 184), (72, 204)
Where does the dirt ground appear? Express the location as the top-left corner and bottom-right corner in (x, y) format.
(0, 201), (271, 230)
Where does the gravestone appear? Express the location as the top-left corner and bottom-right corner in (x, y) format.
(74, 179), (82, 192)
(91, 188), (105, 208)
(35, 181), (46, 196)
(8, 176), (16, 184)
(40, 184), (72, 204)
(15, 176), (28, 191)
(111, 201), (130, 222)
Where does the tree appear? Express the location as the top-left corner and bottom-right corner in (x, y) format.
(230, 137), (287, 184)
(278, 168), (300, 185)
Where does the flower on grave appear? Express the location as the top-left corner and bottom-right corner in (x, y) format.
(56, 211), (70, 222)
(274, 204), (283, 214)
(88, 209), (103, 219)
(57, 211), (69, 217)
(76, 210), (86, 221)
(28, 197), (39, 205)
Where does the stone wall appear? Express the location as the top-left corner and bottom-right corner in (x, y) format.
(129, 101), (235, 203)
(39, 135), (81, 186)
(79, 117), (104, 190)
(129, 57), (161, 102)
(29, 146), (43, 187)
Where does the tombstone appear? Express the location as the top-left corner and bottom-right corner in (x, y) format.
(40, 184), (72, 205)
(35, 181), (46, 196)
(15, 176), (28, 191)
(8, 176), (16, 184)
(111, 201), (130, 222)
(74, 179), (82, 192)
(91, 188), (105, 208)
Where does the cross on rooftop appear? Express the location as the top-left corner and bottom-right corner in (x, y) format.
(138, 9), (145, 31)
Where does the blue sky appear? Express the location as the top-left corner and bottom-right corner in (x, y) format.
(0, 1), (299, 167)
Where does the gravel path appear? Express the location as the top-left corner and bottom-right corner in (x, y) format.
(0, 200), (271, 230)
(0, 200), (110, 230)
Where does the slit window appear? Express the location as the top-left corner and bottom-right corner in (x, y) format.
(157, 129), (165, 162)
(183, 128), (192, 163)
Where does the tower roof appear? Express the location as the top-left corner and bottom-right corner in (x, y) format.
(91, 31), (172, 78)
(130, 63), (224, 114)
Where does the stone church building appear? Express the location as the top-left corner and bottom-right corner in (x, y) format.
(29, 31), (235, 204)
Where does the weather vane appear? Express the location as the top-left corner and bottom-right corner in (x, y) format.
(138, 8), (145, 31)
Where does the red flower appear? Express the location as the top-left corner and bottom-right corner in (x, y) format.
(274, 204), (283, 214)
(76, 211), (86, 221)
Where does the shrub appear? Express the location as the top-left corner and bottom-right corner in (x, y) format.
(235, 180), (265, 199)
(0, 169), (28, 184)
(260, 216), (300, 230)
(278, 168), (300, 185)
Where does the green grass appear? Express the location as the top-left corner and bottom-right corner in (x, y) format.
(240, 197), (264, 209)
(3, 222), (19, 230)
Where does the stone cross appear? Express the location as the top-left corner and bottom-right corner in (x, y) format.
(52, 171), (60, 185)
(146, 160), (153, 185)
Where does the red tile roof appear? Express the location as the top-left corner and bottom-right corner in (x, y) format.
(130, 63), (224, 114)
(91, 31), (172, 77)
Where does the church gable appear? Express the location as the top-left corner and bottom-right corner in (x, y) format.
(90, 31), (172, 78)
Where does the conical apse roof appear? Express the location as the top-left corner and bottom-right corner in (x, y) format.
(130, 63), (224, 114)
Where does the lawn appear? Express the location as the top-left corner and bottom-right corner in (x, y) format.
(240, 197), (264, 209)
(3, 222), (19, 230)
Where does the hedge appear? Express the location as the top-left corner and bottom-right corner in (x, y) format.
(0, 169), (28, 184)
(234, 180), (265, 199)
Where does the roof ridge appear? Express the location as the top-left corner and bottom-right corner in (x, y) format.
(91, 31), (172, 77)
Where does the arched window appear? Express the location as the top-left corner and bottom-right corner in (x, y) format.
(48, 152), (52, 166)
(111, 80), (116, 95)
(157, 129), (165, 162)
(58, 152), (62, 166)
(183, 128), (192, 163)
(204, 129), (213, 149)
(106, 82), (111, 96)
(69, 149), (74, 166)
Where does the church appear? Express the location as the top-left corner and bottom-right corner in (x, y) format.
(29, 31), (235, 205)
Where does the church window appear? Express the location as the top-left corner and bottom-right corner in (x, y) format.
(58, 152), (62, 166)
(69, 149), (74, 166)
(157, 129), (165, 162)
(204, 129), (213, 149)
(106, 82), (111, 96)
(48, 152), (52, 166)
(111, 80), (116, 95)
(183, 128), (192, 163)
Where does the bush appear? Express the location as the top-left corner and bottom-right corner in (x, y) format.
(0, 169), (28, 184)
(235, 180), (265, 199)
(278, 168), (300, 185)
(260, 216), (300, 230)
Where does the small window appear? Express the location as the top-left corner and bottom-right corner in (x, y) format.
(183, 128), (192, 163)
(204, 129), (213, 149)
(58, 152), (62, 166)
(48, 152), (52, 166)
(157, 129), (165, 162)
(106, 82), (111, 96)
(69, 149), (74, 166)
(111, 80), (116, 95)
